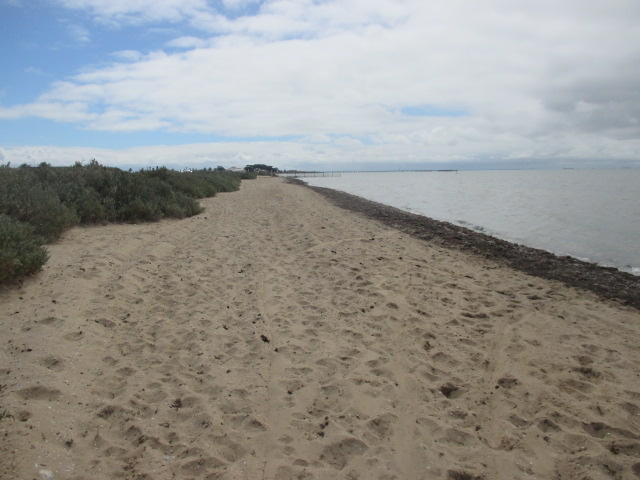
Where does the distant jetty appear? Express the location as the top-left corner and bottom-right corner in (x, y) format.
(278, 169), (458, 178)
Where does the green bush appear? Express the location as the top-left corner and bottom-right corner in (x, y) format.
(0, 162), (258, 284)
(0, 215), (49, 283)
(0, 177), (79, 242)
(159, 191), (203, 218)
(63, 186), (110, 224)
(237, 171), (257, 180)
(141, 168), (244, 199)
(117, 197), (163, 222)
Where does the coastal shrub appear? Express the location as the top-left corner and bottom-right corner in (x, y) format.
(237, 170), (257, 180)
(0, 215), (49, 283)
(0, 162), (256, 283)
(0, 176), (79, 242)
(161, 202), (186, 219)
(159, 191), (203, 218)
(60, 185), (112, 224)
(141, 168), (244, 198)
(117, 197), (163, 222)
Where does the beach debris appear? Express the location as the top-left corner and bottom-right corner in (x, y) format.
(447, 470), (483, 480)
(39, 470), (54, 480)
(260, 334), (270, 343)
(0, 410), (14, 421)
(496, 377), (519, 389)
(440, 383), (460, 398)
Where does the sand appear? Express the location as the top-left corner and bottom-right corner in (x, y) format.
(1, 177), (639, 480)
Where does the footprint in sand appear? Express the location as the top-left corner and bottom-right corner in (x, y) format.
(38, 316), (64, 327)
(39, 355), (65, 371)
(102, 356), (118, 366)
(17, 385), (61, 401)
(366, 413), (398, 440)
(115, 366), (136, 377)
(320, 437), (368, 470)
(63, 330), (84, 341)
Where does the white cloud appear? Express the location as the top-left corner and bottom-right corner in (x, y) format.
(221, 0), (261, 11)
(0, 100), (94, 122)
(3, 130), (639, 172)
(24, 67), (46, 75)
(55, 0), (209, 24)
(67, 24), (91, 43)
(166, 36), (208, 49)
(111, 50), (144, 61)
(3, 0), (640, 167)
(0, 142), (331, 169)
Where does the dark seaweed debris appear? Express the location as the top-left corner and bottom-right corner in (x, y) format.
(291, 179), (640, 310)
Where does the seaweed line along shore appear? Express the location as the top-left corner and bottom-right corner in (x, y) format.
(296, 179), (640, 310)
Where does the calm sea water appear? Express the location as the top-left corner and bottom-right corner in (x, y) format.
(304, 169), (640, 275)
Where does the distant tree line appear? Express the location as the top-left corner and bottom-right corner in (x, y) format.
(244, 164), (280, 174)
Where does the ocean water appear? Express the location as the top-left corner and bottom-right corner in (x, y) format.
(303, 169), (640, 275)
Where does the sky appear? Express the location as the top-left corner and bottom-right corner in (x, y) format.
(1, 0), (640, 171)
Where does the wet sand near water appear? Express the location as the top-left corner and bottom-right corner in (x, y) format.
(1, 177), (639, 480)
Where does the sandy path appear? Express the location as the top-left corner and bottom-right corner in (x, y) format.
(1, 177), (639, 480)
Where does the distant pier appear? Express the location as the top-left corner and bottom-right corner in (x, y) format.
(279, 169), (457, 178)
(278, 171), (342, 178)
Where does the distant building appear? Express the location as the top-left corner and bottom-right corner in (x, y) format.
(227, 166), (245, 172)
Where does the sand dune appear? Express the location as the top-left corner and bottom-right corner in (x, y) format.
(1, 177), (639, 480)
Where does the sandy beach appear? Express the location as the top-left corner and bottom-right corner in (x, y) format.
(1, 177), (639, 480)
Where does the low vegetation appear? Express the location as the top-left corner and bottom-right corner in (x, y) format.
(0, 161), (256, 284)
(0, 215), (49, 284)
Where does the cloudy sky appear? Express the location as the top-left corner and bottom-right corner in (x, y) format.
(1, 0), (639, 170)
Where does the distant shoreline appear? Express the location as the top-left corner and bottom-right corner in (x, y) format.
(293, 179), (640, 310)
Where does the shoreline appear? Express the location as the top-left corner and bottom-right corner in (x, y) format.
(295, 179), (640, 310)
(1, 177), (639, 479)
